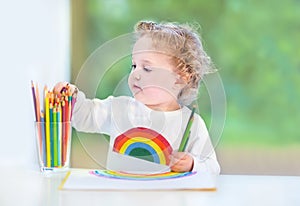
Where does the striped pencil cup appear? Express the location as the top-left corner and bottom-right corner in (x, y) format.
(34, 121), (72, 173)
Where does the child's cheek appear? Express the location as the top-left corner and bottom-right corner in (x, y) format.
(128, 68), (186, 98)
(141, 69), (183, 97)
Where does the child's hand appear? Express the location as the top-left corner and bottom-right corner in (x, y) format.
(169, 152), (194, 172)
(53, 82), (78, 96)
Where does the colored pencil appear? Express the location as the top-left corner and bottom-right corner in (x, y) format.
(31, 81), (38, 121)
(40, 112), (46, 164)
(53, 105), (58, 167)
(61, 100), (65, 165)
(57, 104), (62, 167)
(68, 95), (72, 120)
(31, 81), (44, 162)
(44, 87), (51, 167)
(178, 106), (196, 152)
(50, 102), (54, 167)
(62, 95), (69, 165)
(35, 84), (41, 122)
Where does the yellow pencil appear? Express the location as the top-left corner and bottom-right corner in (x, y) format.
(45, 87), (51, 167)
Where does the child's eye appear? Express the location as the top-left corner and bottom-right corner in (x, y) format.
(131, 64), (136, 70)
(143, 67), (152, 72)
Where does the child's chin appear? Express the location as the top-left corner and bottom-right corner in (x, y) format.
(134, 95), (150, 105)
(134, 96), (146, 104)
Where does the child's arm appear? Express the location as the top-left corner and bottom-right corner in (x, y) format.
(53, 82), (112, 134)
(188, 116), (220, 174)
(170, 115), (220, 174)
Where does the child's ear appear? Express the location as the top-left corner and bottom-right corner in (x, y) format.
(182, 73), (192, 83)
(175, 73), (191, 85)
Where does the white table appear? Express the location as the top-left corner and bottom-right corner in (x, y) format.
(1, 167), (299, 206)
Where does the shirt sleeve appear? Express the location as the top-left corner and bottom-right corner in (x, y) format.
(71, 90), (112, 135)
(188, 115), (220, 175)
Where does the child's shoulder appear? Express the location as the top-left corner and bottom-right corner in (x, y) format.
(182, 106), (206, 125)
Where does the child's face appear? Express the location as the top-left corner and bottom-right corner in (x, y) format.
(128, 37), (186, 111)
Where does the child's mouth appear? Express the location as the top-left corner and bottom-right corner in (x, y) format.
(133, 84), (142, 91)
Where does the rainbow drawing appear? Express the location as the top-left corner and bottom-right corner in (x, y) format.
(90, 170), (196, 181)
(113, 127), (173, 165)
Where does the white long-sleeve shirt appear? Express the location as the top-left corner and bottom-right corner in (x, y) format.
(72, 91), (220, 174)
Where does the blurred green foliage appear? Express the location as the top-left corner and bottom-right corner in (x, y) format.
(77, 0), (300, 146)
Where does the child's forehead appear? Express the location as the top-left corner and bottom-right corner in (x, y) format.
(132, 36), (179, 68)
(132, 51), (174, 66)
(132, 36), (170, 54)
(133, 36), (153, 50)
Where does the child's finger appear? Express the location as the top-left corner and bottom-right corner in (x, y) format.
(53, 82), (69, 93)
(171, 152), (188, 160)
(170, 161), (186, 172)
(169, 154), (185, 167)
(68, 84), (78, 96)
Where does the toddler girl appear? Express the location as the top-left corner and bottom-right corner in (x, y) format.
(55, 20), (220, 174)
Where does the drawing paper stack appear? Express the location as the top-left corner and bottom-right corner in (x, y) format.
(59, 169), (217, 191)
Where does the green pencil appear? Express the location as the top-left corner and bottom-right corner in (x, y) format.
(178, 106), (196, 152)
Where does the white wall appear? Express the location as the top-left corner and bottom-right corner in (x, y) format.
(0, 0), (70, 170)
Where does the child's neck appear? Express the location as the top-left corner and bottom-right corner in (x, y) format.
(145, 101), (181, 112)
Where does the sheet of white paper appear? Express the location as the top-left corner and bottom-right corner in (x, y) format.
(106, 152), (170, 174)
(60, 169), (217, 191)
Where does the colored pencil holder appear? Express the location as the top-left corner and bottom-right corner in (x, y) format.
(35, 121), (72, 173)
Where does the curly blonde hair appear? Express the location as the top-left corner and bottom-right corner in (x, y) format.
(134, 20), (215, 105)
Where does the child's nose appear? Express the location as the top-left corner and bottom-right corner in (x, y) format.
(134, 73), (141, 80)
(132, 69), (142, 80)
